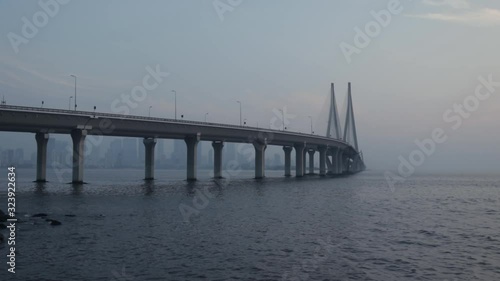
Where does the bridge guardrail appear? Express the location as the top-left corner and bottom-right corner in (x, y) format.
(0, 104), (352, 146)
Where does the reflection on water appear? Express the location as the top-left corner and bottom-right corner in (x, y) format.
(0, 169), (499, 280)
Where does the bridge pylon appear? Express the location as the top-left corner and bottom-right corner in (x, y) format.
(343, 82), (359, 152)
(326, 83), (342, 139)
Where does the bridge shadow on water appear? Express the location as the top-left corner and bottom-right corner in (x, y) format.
(24, 169), (363, 199)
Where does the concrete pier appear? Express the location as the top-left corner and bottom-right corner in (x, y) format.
(308, 149), (315, 174)
(326, 148), (335, 174)
(35, 132), (49, 182)
(294, 143), (305, 177)
(303, 149), (307, 175)
(185, 135), (200, 181)
(71, 129), (87, 184)
(337, 150), (344, 174)
(143, 138), (157, 180)
(253, 141), (267, 179)
(326, 153), (332, 173)
(283, 146), (292, 177)
(343, 153), (350, 173)
(318, 146), (327, 176)
(212, 141), (224, 179)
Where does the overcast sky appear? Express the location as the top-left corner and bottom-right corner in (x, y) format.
(1, 0), (499, 173)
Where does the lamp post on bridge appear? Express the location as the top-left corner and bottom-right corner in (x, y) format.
(205, 112), (209, 122)
(70, 74), (77, 111)
(171, 90), (177, 120)
(279, 109), (285, 131)
(236, 101), (242, 126)
(308, 116), (314, 134)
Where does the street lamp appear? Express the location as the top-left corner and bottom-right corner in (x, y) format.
(70, 74), (77, 111)
(149, 106), (153, 117)
(308, 116), (314, 134)
(279, 108), (285, 131)
(68, 96), (73, 110)
(205, 112), (209, 122)
(41, 101), (44, 108)
(236, 101), (242, 126)
(171, 90), (177, 120)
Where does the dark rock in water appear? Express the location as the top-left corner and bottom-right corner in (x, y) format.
(47, 219), (62, 226)
(0, 223), (6, 229)
(32, 213), (48, 218)
(0, 209), (8, 222)
(64, 214), (76, 217)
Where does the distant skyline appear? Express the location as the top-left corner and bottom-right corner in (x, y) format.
(1, 0), (500, 172)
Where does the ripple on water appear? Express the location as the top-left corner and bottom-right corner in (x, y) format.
(3, 169), (500, 280)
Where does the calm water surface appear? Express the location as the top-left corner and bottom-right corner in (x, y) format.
(0, 169), (499, 281)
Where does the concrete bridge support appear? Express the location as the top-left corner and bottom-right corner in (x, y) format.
(326, 152), (332, 173)
(344, 154), (351, 173)
(337, 150), (344, 174)
(308, 149), (315, 175)
(143, 138), (157, 180)
(303, 149), (307, 175)
(185, 135), (200, 181)
(283, 146), (292, 177)
(327, 148), (337, 174)
(212, 141), (224, 179)
(318, 146), (327, 176)
(253, 141), (267, 179)
(352, 157), (359, 173)
(294, 143), (305, 177)
(71, 129), (87, 184)
(35, 132), (49, 182)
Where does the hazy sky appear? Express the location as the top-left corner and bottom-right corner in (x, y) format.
(1, 0), (499, 172)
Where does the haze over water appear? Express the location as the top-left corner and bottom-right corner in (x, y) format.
(1, 0), (500, 280)
(1, 168), (499, 280)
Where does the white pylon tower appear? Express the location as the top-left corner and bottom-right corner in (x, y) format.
(326, 83), (342, 139)
(343, 82), (359, 151)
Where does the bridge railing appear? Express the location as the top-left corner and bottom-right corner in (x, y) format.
(0, 104), (352, 145)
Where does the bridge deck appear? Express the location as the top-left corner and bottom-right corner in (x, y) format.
(0, 105), (357, 154)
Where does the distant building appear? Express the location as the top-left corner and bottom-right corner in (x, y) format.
(156, 139), (166, 166)
(105, 139), (123, 168)
(138, 140), (145, 165)
(86, 142), (102, 168)
(48, 140), (71, 167)
(1, 149), (14, 166)
(171, 139), (186, 168)
(157, 140), (164, 159)
(208, 148), (213, 166)
(273, 153), (282, 167)
(14, 148), (24, 164)
(224, 143), (237, 165)
(122, 138), (138, 166)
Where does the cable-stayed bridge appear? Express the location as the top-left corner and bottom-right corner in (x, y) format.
(0, 83), (364, 183)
